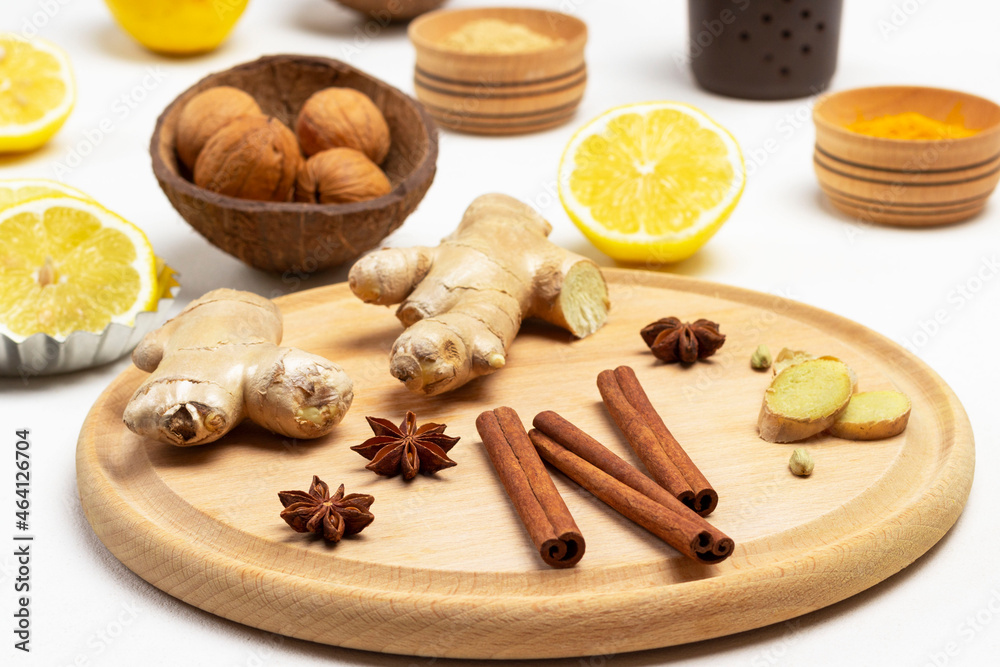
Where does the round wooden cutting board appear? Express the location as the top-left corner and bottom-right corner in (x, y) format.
(77, 270), (974, 659)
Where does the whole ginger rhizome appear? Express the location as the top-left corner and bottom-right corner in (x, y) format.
(123, 194), (609, 445)
(124, 289), (353, 446)
(349, 193), (611, 395)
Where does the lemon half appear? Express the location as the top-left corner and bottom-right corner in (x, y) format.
(0, 35), (75, 153)
(559, 102), (745, 264)
(0, 197), (157, 341)
(103, 0), (250, 55)
(0, 178), (93, 209)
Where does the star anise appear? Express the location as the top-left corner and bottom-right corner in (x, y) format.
(351, 411), (459, 480)
(278, 476), (374, 542)
(640, 317), (726, 363)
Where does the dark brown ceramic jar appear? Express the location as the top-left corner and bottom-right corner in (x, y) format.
(687, 0), (843, 100)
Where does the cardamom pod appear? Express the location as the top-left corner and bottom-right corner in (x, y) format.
(751, 344), (772, 371)
(789, 448), (814, 477)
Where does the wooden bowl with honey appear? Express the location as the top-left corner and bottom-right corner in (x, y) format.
(813, 86), (1000, 226)
(408, 7), (588, 135)
(150, 55), (438, 274)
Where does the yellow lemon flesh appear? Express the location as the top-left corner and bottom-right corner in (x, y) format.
(0, 35), (75, 153)
(559, 102), (745, 264)
(104, 0), (250, 55)
(0, 197), (157, 341)
(0, 178), (93, 209)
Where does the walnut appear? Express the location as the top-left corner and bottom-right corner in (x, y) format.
(194, 116), (303, 202)
(175, 86), (262, 170)
(295, 88), (391, 164)
(294, 148), (392, 204)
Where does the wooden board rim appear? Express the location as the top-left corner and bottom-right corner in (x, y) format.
(76, 269), (975, 659)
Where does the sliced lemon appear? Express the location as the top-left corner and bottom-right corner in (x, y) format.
(559, 102), (745, 264)
(0, 196), (157, 341)
(0, 178), (93, 209)
(0, 35), (75, 153)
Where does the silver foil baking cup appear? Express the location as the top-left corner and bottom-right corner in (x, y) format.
(0, 266), (180, 379)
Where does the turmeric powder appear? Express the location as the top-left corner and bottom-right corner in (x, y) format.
(846, 108), (978, 140)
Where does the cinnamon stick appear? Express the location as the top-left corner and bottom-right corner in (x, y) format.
(596, 368), (695, 507)
(534, 411), (691, 514)
(476, 407), (585, 569)
(598, 366), (719, 516)
(528, 418), (733, 564)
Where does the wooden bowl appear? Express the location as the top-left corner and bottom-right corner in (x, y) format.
(332, 0), (446, 21)
(150, 55), (438, 274)
(409, 7), (587, 135)
(813, 86), (1000, 226)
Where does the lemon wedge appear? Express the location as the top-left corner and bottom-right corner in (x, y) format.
(0, 178), (93, 209)
(0, 35), (75, 153)
(559, 102), (745, 264)
(0, 197), (157, 341)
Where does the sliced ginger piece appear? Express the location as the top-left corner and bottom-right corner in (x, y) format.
(827, 390), (911, 441)
(758, 358), (853, 443)
(772, 347), (858, 391)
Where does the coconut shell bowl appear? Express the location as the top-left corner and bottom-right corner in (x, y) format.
(813, 85), (1000, 226)
(151, 55), (439, 274)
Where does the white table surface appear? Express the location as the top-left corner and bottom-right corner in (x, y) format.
(1, 0), (998, 665)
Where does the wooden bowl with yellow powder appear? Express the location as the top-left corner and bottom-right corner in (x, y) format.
(813, 86), (1000, 226)
(409, 7), (587, 135)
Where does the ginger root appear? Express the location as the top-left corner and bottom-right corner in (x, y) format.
(348, 193), (610, 395)
(123, 289), (353, 446)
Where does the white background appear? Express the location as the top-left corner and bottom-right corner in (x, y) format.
(1, 0), (998, 665)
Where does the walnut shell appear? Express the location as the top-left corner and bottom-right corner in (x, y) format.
(194, 116), (303, 202)
(296, 88), (391, 164)
(294, 148), (392, 204)
(175, 87), (263, 170)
